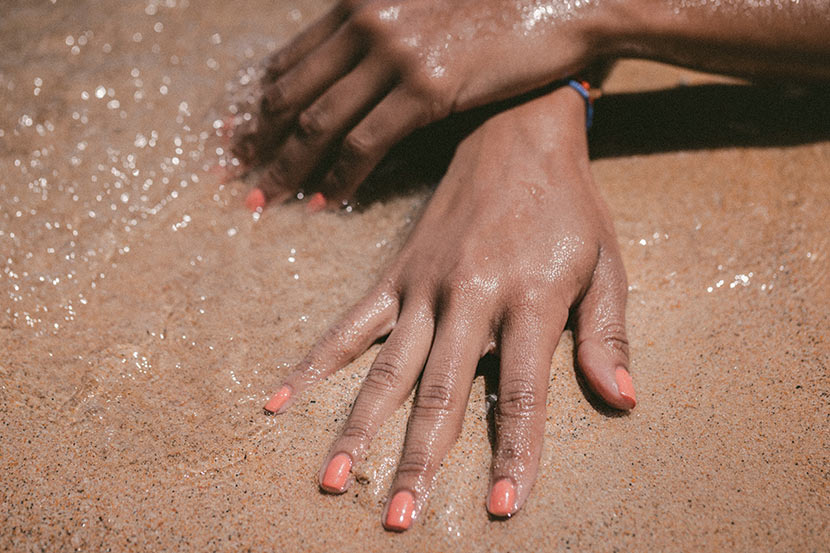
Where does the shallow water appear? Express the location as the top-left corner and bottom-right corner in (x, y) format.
(2, 1), (829, 551)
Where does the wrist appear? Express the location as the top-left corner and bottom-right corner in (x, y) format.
(520, 85), (593, 150)
(537, 84), (590, 125)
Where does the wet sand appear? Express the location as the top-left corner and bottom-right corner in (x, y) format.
(1, 1), (828, 551)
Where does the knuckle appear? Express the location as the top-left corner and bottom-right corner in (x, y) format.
(443, 270), (495, 306)
(265, 51), (289, 77)
(495, 433), (533, 464)
(363, 357), (405, 395)
(320, 320), (351, 349)
(445, 271), (473, 294)
(512, 284), (547, 312)
(497, 380), (541, 419)
(297, 106), (327, 141)
(342, 131), (375, 163)
(340, 415), (374, 443)
(264, 80), (291, 112)
(403, 76), (452, 121)
(351, 2), (396, 32)
(395, 448), (431, 479)
(408, 99), (434, 129)
(600, 322), (630, 357)
(414, 378), (455, 416)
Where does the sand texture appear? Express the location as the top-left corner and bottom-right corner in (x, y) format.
(1, 1), (828, 551)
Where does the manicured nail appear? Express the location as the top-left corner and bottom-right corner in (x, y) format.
(245, 188), (266, 212)
(385, 490), (415, 532)
(263, 385), (291, 414)
(306, 192), (327, 213)
(321, 453), (352, 493)
(615, 367), (636, 409)
(488, 479), (516, 517)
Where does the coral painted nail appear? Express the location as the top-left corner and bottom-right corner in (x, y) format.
(306, 192), (326, 213)
(263, 385), (291, 414)
(385, 490), (415, 532)
(245, 188), (266, 212)
(488, 479), (516, 517)
(321, 453), (352, 493)
(615, 367), (636, 409)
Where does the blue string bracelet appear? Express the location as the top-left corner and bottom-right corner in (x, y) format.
(566, 79), (594, 130)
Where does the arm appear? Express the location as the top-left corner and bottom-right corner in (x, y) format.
(233, 0), (830, 209)
(597, 0), (830, 82)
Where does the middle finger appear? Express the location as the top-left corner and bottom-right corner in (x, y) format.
(382, 310), (489, 531)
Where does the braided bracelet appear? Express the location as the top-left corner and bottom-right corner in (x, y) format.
(566, 79), (596, 130)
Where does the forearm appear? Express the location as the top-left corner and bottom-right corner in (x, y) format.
(592, 0), (830, 82)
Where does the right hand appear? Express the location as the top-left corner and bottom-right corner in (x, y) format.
(262, 85), (635, 530)
(233, 0), (604, 208)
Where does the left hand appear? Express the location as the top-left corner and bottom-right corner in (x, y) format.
(232, 0), (605, 209)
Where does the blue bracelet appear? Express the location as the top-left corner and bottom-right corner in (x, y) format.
(567, 79), (594, 130)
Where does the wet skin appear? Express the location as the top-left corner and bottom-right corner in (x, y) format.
(247, 0), (830, 532)
(233, 0), (830, 206)
(264, 86), (635, 530)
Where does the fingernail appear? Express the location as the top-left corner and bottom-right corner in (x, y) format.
(488, 479), (516, 517)
(385, 490), (415, 532)
(321, 453), (352, 493)
(245, 188), (266, 212)
(306, 192), (327, 213)
(263, 385), (291, 414)
(615, 367), (636, 409)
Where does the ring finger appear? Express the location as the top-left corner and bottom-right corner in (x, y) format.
(382, 311), (489, 531)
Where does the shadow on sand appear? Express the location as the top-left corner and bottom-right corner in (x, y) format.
(355, 82), (830, 204)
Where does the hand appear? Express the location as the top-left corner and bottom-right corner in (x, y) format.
(263, 85), (635, 530)
(233, 0), (604, 209)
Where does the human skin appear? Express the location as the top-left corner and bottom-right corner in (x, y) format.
(233, 0), (830, 207)
(263, 85), (635, 530)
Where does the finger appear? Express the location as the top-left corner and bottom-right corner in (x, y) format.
(243, 26), (363, 171)
(382, 314), (487, 531)
(256, 57), (394, 203)
(574, 244), (634, 410)
(263, 287), (399, 414)
(262, 4), (349, 82)
(234, 10), (354, 168)
(231, 111), (275, 169)
(225, 117), (256, 168)
(318, 303), (434, 493)
(321, 87), (431, 207)
(488, 307), (565, 517)
(261, 25), (361, 116)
